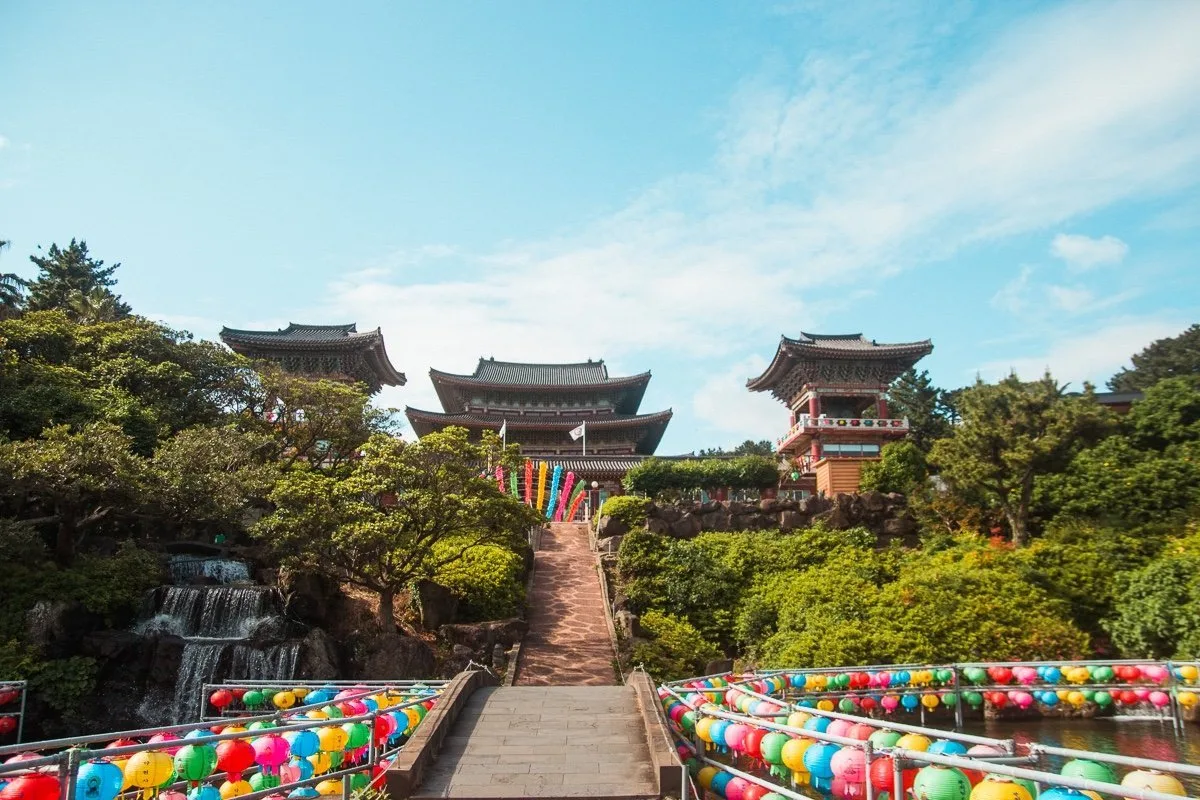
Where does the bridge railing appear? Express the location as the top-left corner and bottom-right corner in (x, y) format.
(0, 681), (446, 800)
(661, 666), (1200, 800)
(0, 680), (27, 743)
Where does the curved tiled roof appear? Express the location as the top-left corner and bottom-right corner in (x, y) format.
(219, 322), (406, 388)
(404, 407), (673, 454)
(747, 332), (933, 392)
(431, 359), (650, 388)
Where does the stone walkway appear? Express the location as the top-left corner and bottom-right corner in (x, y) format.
(412, 685), (658, 799)
(515, 523), (617, 686)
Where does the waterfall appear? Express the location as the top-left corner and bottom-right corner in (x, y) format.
(168, 555), (251, 584)
(134, 585), (302, 722)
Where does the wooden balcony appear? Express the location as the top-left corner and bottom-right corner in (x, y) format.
(774, 414), (910, 453)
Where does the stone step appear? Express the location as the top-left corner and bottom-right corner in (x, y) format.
(411, 686), (659, 799)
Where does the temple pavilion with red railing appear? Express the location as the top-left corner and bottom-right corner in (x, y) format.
(747, 332), (933, 496)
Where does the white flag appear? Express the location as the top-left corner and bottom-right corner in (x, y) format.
(499, 419), (507, 438)
(569, 422), (586, 441)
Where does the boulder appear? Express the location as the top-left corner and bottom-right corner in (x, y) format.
(414, 580), (459, 630)
(699, 509), (731, 532)
(759, 498), (781, 514)
(245, 615), (290, 645)
(596, 515), (630, 538)
(596, 535), (624, 554)
(614, 610), (641, 640)
(658, 506), (683, 524)
(883, 516), (919, 538)
(779, 510), (805, 531)
(451, 644), (474, 659)
(671, 513), (703, 539)
(612, 593), (632, 613)
(148, 635), (187, 685)
(296, 627), (341, 679)
(26, 601), (100, 659)
(646, 518), (671, 535)
(812, 506), (853, 530)
(439, 618), (528, 651)
(359, 633), (436, 679)
(861, 490), (887, 512)
(280, 570), (340, 627)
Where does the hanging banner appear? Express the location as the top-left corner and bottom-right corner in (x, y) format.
(509, 471), (519, 498)
(536, 461), (548, 511)
(523, 460), (534, 506)
(495, 466), (505, 493)
(544, 465), (564, 520)
(566, 485), (588, 522)
(555, 471), (577, 521)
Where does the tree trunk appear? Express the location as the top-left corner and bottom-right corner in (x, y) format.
(55, 517), (76, 566)
(1006, 508), (1029, 547)
(377, 588), (396, 631)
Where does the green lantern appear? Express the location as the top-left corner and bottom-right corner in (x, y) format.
(1062, 759), (1117, 784)
(249, 774), (280, 792)
(350, 774), (370, 791)
(173, 744), (217, 783)
(869, 729), (902, 748)
(342, 722), (371, 750)
(1094, 691), (1113, 707)
(964, 691), (984, 708)
(912, 765), (971, 800)
(242, 690), (265, 707)
(964, 667), (987, 685)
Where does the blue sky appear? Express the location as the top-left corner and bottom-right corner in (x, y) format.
(2, 1), (1199, 453)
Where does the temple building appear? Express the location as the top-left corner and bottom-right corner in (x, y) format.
(219, 323), (406, 394)
(405, 358), (672, 486)
(747, 332), (933, 496)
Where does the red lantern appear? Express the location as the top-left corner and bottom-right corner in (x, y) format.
(0, 773), (60, 800)
(743, 728), (766, 760)
(743, 785), (770, 800)
(0, 690), (17, 706)
(215, 738), (256, 779)
(0, 717), (16, 735)
(988, 692), (1008, 708)
(1120, 690), (1139, 705)
(210, 689), (233, 709)
(869, 757), (915, 798)
(230, 688), (247, 701)
(987, 667), (1013, 685)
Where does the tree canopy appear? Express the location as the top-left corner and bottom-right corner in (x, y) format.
(886, 368), (957, 451)
(254, 427), (540, 627)
(25, 240), (131, 321)
(1109, 324), (1200, 392)
(929, 374), (1112, 546)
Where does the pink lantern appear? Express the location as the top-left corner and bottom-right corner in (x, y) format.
(1149, 691), (1171, 708)
(832, 776), (867, 800)
(148, 732), (182, 755)
(1011, 691), (1034, 709)
(724, 724), (750, 753)
(252, 735), (291, 774)
(1134, 689), (1151, 701)
(831, 747), (866, 782)
(1144, 666), (1170, 683)
(877, 672), (892, 688)
(827, 720), (853, 739)
(725, 777), (752, 800)
(881, 695), (900, 712)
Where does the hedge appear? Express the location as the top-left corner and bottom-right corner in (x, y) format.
(622, 456), (780, 496)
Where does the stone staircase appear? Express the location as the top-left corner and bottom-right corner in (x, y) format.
(514, 523), (617, 686)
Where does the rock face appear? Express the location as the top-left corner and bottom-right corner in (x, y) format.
(641, 492), (917, 543)
(296, 627), (341, 679)
(596, 516), (629, 538)
(596, 535), (624, 554)
(415, 580), (459, 630)
(359, 632), (437, 679)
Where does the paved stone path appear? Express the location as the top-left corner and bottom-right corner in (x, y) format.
(515, 523), (617, 686)
(412, 685), (658, 799)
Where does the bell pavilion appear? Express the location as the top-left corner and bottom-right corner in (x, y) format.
(219, 323), (406, 394)
(405, 358), (672, 487)
(748, 332), (933, 496)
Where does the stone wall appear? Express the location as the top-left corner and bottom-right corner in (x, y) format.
(595, 490), (918, 550)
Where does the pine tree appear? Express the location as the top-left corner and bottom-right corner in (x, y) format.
(26, 239), (131, 319)
(1109, 324), (1200, 392)
(887, 368), (955, 451)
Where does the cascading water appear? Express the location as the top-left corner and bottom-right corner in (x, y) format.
(168, 555), (251, 584)
(134, 585), (302, 723)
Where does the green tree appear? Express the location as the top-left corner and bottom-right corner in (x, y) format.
(1109, 324), (1200, 392)
(1128, 376), (1200, 449)
(860, 440), (928, 494)
(929, 374), (1112, 546)
(697, 440), (775, 457)
(1107, 530), (1200, 658)
(25, 240), (131, 320)
(887, 369), (956, 450)
(0, 239), (27, 317)
(0, 423), (144, 564)
(255, 427), (540, 627)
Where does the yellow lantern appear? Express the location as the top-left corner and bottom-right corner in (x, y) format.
(1178, 665), (1199, 683)
(1067, 691), (1086, 708)
(306, 710), (329, 720)
(308, 752), (332, 775)
(1121, 771), (1185, 796)
(817, 699), (835, 712)
(1178, 691), (1198, 708)
(403, 707), (422, 733)
(970, 777), (1033, 800)
(111, 759), (134, 791)
(222, 725), (247, 736)
(787, 711), (811, 729)
(273, 691), (296, 710)
(292, 686), (310, 700)
(125, 751), (175, 790)
(782, 738), (813, 774)
(1056, 690), (1070, 701)
(697, 766), (719, 790)
(317, 726), (349, 752)
(897, 733), (932, 751)
(315, 780), (343, 796)
(1067, 667), (1090, 684)
(921, 693), (940, 710)
(696, 717), (715, 744)
(219, 781), (252, 800)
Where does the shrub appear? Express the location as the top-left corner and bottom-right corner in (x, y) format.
(430, 541), (526, 621)
(599, 496), (650, 529)
(630, 610), (721, 682)
(622, 456), (780, 496)
(860, 441), (927, 494)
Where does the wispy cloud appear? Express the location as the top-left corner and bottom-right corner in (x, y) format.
(992, 267), (1034, 314)
(975, 318), (1186, 388)
(0, 135), (9, 150)
(317, 0), (1200, 446)
(1046, 285), (1096, 313)
(1050, 233), (1130, 272)
(692, 356), (788, 446)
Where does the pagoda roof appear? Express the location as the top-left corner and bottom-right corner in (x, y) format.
(747, 332), (932, 393)
(429, 358), (651, 414)
(219, 323), (406, 387)
(404, 407), (673, 454)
